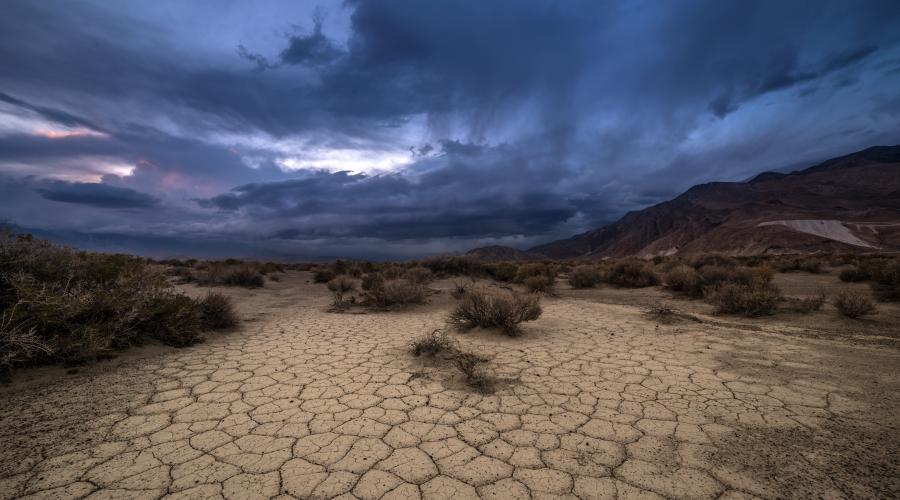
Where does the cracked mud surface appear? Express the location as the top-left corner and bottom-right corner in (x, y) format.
(2, 272), (898, 499)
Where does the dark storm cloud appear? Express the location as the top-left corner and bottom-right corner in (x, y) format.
(2, 0), (900, 259)
(198, 142), (597, 240)
(36, 181), (159, 209)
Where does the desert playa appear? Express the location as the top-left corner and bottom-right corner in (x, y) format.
(2, 269), (898, 499)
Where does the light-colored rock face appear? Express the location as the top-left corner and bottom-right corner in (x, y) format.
(1, 274), (898, 499)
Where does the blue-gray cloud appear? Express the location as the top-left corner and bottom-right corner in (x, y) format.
(36, 181), (159, 209)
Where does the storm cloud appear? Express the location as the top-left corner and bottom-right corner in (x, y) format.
(1, 0), (899, 259)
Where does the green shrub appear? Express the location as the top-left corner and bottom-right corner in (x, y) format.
(833, 290), (876, 318)
(607, 260), (659, 288)
(568, 265), (602, 289)
(198, 292), (238, 330)
(708, 283), (780, 316)
(448, 287), (542, 336)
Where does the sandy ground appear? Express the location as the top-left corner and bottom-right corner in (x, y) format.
(1, 271), (899, 499)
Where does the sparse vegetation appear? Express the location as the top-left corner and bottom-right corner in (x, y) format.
(450, 281), (471, 299)
(403, 266), (434, 284)
(365, 278), (426, 308)
(833, 290), (876, 318)
(327, 275), (358, 309)
(410, 329), (458, 357)
(839, 266), (870, 282)
(787, 291), (826, 313)
(664, 265), (704, 297)
(871, 261), (900, 302)
(607, 259), (659, 288)
(708, 282), (781, 316)
(488, 262), (519, 282)
(646, 303), (678, 323)
(523, 274), (555, 294)
(0, 231), (215, 370)
(448, 287), (542, 336)
(568, 265), (602, 289)
(198, 292), (239, 329)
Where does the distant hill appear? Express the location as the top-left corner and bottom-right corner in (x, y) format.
(468, 145), (900, 261)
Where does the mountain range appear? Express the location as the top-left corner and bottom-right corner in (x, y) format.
(466, 145), (900, 260)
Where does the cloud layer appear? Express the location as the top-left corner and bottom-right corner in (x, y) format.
(1, 0), (899, 259)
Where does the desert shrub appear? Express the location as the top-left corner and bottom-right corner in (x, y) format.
(799, 258), (825, 274)
(833, 290), (876, 318)
(327, 275), (357, 307)
(219, 266), (265, 288)
(448, 287), (542, 336)
(787, 291), (826, 313)
(514, 262), (553, 283)
(708, 283), (781, 316)
(664, 265), (703, 298)
(137, 294), (204, 347)
(381, 265), (407, 280)
(691, 253), (737, 269)
(568, 265), (602, 289)
(420, 255), (485, 277)
(870, 261), (900, 302)
(404, 266), (434, 284)
(729, 266), (774, 287)
(312, 267), (336, 283)
(839, 266), (870, 282)
(646, 303), (678, 323)
(257, 262), (284, 275)
(524, 274), (555, 294)
(410, 329), (458, 357)
(0, 231), (211, 369)
(488, 262), (519, 282)
(607, 260), (659, 288)
(450, 281), (471, 300)
(198, 292), (238, 330)
(361, 272), (385, 291)
(0, 304), (49, 374)
(365, 279), (426, 308)
(697, 265), (731, 288)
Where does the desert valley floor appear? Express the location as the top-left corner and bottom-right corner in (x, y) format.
(1, 271), (898, 500)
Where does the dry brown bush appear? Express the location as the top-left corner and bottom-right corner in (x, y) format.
(708, 282), (781, 316)
(568, 265), (602, 289)
(833, 290), (876, 318)
(448, 287), (542, 336)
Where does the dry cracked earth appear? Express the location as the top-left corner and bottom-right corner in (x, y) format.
(1, 273), (899, 499)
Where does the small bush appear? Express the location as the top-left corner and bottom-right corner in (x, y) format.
(366, 279), (426, 308)
(411, 329), (457, 357)
(697, 265), (731, 288)
(198, 292), (238, 329)
(833, 290), (876, 318)
(523, 274), (555, 294)
(489, 262), (519, 282)
(708, 283), (780, 316)
(788, 292), (826, 313)
(839, 266), (870, 282)
(607, 260), (659, 288)
(568, 265), (602, 289)
(799, 258), (825, 274)
(403, 266), (434, 284)
(420, 255), (485, 277)
(312, 267), (336, 283)
(664, 265), (703, 297)
(691, 253), (737, 269)
(646, 303), (678, 323)
(514, 262), (553, 283)
(361, 272), (385, 291)
(138, 294), (204, 347)
(451, 281), (470, 300)
(0, 305), (49, 373)
(448, 288), (542, 336)
(871, 261), (900, 302)
(220, 266), (265, 288)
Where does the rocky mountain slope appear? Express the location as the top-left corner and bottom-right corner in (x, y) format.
(470, 145), (900, 260)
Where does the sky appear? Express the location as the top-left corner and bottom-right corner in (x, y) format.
(1, 0), (899, 260)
